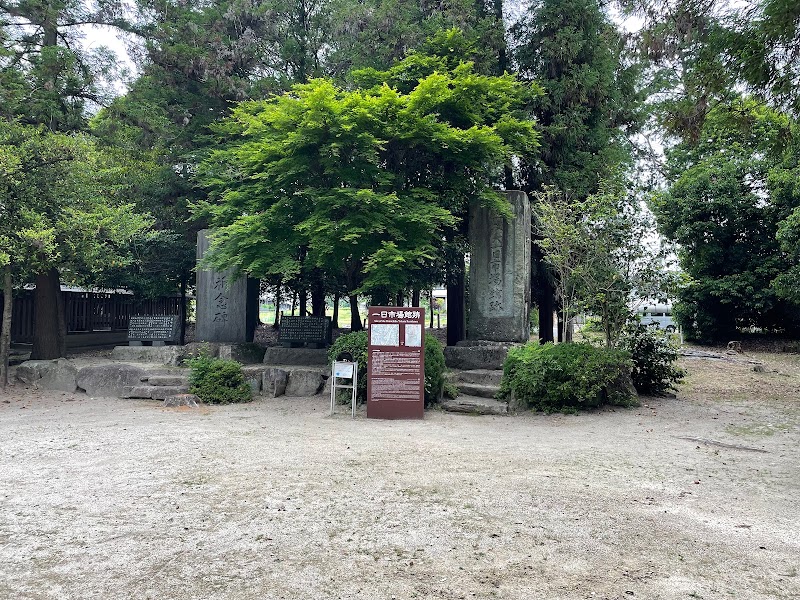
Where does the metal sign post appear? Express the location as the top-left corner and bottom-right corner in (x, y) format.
(330, 361), (358, 417)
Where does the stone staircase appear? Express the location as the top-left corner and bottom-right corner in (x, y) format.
(442, 368), (508, 416)
(122, 368), (190, 400)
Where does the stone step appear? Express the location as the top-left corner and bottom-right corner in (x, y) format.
(142, 375), (188, 387)
(122, 385), (189, 400)
(444, 345), (510, 371)
(440, 395), (508, 416)
(451, 369), (503, 387)
(457, 382), (500, 399)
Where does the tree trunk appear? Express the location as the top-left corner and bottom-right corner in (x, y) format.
(299, 289), (307, 317)
(1, 266), (12, 388)
(291, 290), (297, 316)
(446, 258), (466, 346)
(332, 292), (340, 329)
(395, 290), (404, 307)
(31, 267), (66, 359)
(311, 281), (325, 317)
(429, 290), (435, 328)
(538, 286), (555, 343)
(273, 283), (282, 328)
(371, 290), (389, 306)
(349, 295), (362, 331)
(411, 288), (420, 308)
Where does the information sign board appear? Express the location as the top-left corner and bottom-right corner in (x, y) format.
(128, 315), (181, 343)
(367, 306), (425, 419)
(278, 316), (331, 347)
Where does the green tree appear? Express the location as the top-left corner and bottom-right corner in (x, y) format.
(511, 0), (641, 341)
(0, 121), (152, 375)
(0, 0), (137, 358)
(653, 98), (800, 341)
(196, 55), (539, 330)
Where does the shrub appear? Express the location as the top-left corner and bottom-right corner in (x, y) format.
(423, 334), (445, 404)
(620, 323), (685, 395)
(498, 342), (638, 412)
(328, 330), (369, 402)
(187, 355), (252, 404)
(328, 329), (446, 405)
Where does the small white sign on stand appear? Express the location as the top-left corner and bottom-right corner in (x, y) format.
(330, 361), (358, 417)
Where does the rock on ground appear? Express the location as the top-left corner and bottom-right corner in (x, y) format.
(76, 364), (147, 398)
(15, 359), (78, 392)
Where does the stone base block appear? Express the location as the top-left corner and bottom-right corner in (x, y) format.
(219, 343), (266, 364)
(443, 345), (510, 371)
(263, 347), (328, 366)
(15, 359), (78, 392)
(285, 369), (325, 396)
(77, 364), (147, 398)
(111, 346), (185, 366)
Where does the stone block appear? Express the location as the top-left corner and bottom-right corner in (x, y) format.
(263, 347), (328, 366)
(218, 343), (266, 364)
(285, 369), (324, 396)
(182, 342), (221, 359)
(467, 190), (531, 342)
(262, 368), (289, 397)
(195, 229), (259, 343)
(443, 345), (510, 371)
(440, 395), (508, 415)
(111, 345), (185, 366)
(164, 394), (201, 408)
(77, 364), (148, 398)
(16, 359), (78, 392)
(122, 385), (188, 400)
(144, 375), (188, 387)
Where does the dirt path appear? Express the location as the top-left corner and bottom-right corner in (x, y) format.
(0, 352), (798, 599)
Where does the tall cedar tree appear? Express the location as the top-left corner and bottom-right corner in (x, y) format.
(511, 0), (641, 340)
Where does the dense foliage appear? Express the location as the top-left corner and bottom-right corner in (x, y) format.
(653, 99), (800, 341)
(187, 355), (252, 404)
(498, 342), (638, 413)
(328, 330), (445, 405)
(196, 50), (539, 302)
(620, 324), (685, 395)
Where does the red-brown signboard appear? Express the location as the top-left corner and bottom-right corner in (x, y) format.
(367, 306), (425, 420)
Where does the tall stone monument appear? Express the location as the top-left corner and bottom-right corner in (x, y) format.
(196, 229), (259, 343)
(467, 190), (531, 343)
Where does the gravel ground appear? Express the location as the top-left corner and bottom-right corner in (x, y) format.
(0, 353), (799, 600)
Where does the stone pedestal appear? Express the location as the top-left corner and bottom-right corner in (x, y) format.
(467, 190), (531, 343)
(196, 229), (259, 343)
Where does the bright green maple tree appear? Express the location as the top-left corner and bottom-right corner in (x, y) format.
(195, 52), (539, 328)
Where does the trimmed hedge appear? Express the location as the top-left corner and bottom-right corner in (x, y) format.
(498, 342), (638, 412)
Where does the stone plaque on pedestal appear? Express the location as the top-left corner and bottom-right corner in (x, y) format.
(196, 229), (259, 343)
(467, 190), (532, 343)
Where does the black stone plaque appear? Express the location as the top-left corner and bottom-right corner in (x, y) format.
(278, 316), (332, 347)
(128, 315), (181, 343)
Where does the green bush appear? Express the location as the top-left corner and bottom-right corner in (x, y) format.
(498, 342), (638, 412)
(187, 355), (252, 404)
(328, 330), (369, 403)
(423, 334), (445, 404)
(328, 330), (445, 405)
(620, 323), (685, 395)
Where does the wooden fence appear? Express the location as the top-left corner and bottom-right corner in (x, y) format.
(0, 289), (183, 344)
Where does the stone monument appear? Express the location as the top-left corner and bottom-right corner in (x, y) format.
(467, 190), (531, 343)
(196, 229), (259, 343)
